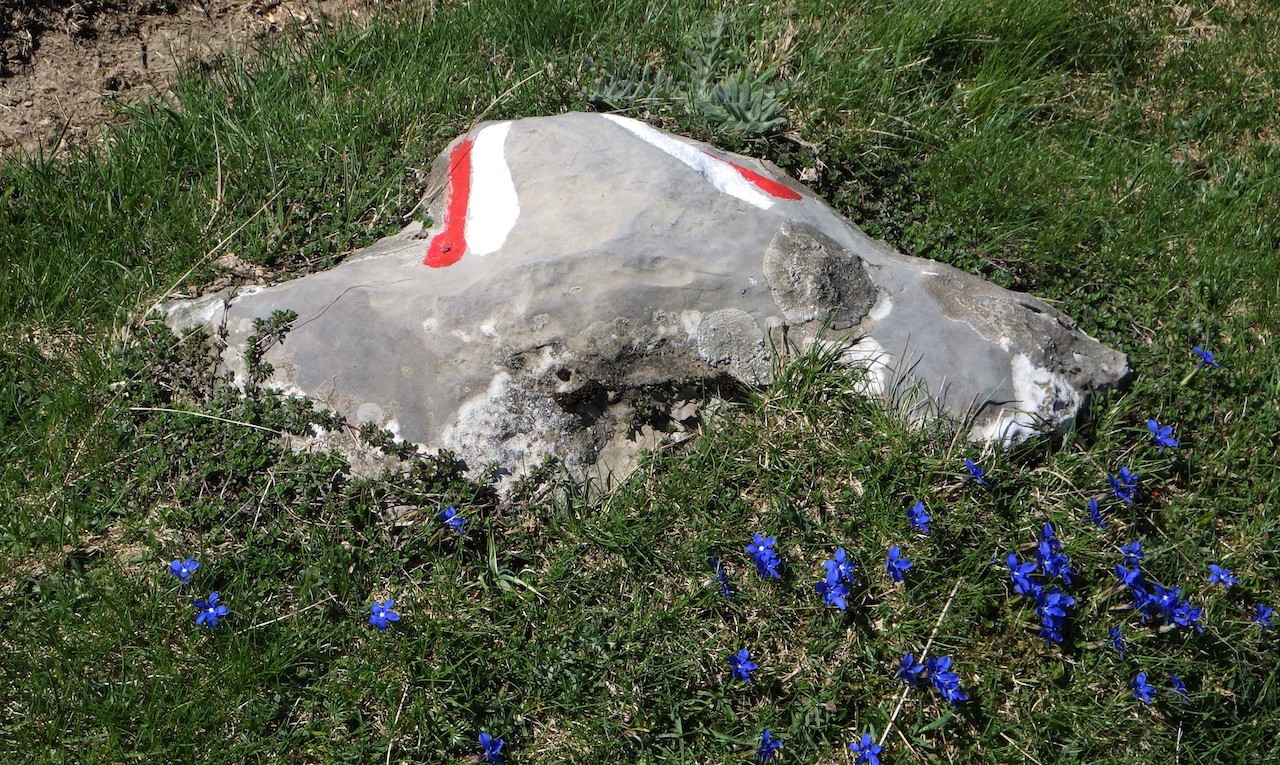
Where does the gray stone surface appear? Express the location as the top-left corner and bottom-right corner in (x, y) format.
(165, 112), (1129, 484)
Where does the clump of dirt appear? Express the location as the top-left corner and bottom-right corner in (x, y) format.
(0, 0), (400, 158)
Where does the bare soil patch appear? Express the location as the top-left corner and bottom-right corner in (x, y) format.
(0, 0), (399, 158)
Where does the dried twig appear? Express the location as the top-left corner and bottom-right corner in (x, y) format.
(879, 576), (965, 747)
(128, 406), (289, 436)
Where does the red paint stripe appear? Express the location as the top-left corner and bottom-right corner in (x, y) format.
(703, 150), (802, 200)
(424, 138), (474, 268)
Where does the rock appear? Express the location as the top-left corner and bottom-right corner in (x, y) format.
(165, 112), (1128, 485)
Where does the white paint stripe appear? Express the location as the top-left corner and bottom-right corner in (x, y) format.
(465, 122), (519, 256)
(600, 114), (775, 210)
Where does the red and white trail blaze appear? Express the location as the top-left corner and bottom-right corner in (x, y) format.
(423, 137), (473, 268)
(423, 115), (800, 268)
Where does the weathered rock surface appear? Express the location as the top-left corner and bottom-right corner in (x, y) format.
(166, 112), (1129, 483)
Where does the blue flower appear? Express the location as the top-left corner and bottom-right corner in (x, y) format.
(1121, 541), (1145, 566)
(478, 731), (504, 763)
(1193, 346), (1221, 368)
(1035, 587), (1075, 645)
(885, 546), (913, 582)
(1132, 672), (1155, 704)
(1037, 524), (1075, 586)
(964, 458), (990, 487)
(908, 501), (931, 534)
(711, 556), (733, 597)
(1108, 626), (1126, 657)
(168, 557), (200, 584)
(815, 578), (850, 610)
(1133, 581), (1204, 633)
(729, 648), (758, 682)
(1088, 498), (1105, 529)
(927, 655), (968, 706)
(1146, 419), (1179, 451)
(1208, 564), (1238, 589)
(1003, 553), (1038, 596)
(823, 547), (857, 586)
(747, 534), (781, 579)
(439, 506), (468, 534)
(1135, 582), (1176, 623)
(1114, 563), (1144, 592)
(1171, 600), (1204, 633)
(849, 733), (882, 765)
(1170, 674), (1189, 703)
(193, 592), (228, 628)
(897, 653), (924, 686)
(1108, 467), (1140, 504)
(369, 599), (400, 632)
(1253, 603), (1274, 630)
(758, 729), (782, 764)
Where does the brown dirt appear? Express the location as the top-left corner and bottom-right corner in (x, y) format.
(0, 0), (399, 159)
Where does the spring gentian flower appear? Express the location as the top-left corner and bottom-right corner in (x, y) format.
(747, 534), (781, 579)
(1108, 467), (1139, 504)
(1121, 541), (1145, 566)
(964, 458), (990, 487)
(885, 546), (913, 582)
(1171, 600), (1204, 633)
(897, 653), (925, 686)
(478, 732), (504, 763)
(1135, 583), (1203, 633)
(1170, 674), (1189, 702)
(927, 655), (968, 706)
(168, 557), (200, 584)
(1208, 564), (1238, 589)
(1003, 553), (1038, 596)
(1137, 582), (1182, 624)
(758, 729), (782, 764)
(439, 506), (468, 534)
(1035, 587), (1075, 645)
(1183, 346), (1223, 385)
(1037, 524), (1075, 586)
(1108, 626), (1126, 657)
(711, 557), (733, 596)
(815, 579), (850, 610)
(1088, 498), (1105, 529)
(1193, 346), (1221, 368)
(369, 599), (400, 632)
(194, 592), (228, 628)
(1253, 603), (1274, 630)
(1132, 672), (1155, 703)
(1115, 563), (1144, 593)
(729, 648), (758, 682)
(823, 547), (857, 585)
(908, 501), (931, 534)
(849, 733), (882, 765)
(1146, 420), (1179, 451)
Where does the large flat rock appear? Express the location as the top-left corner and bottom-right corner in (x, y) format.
(166, 112), (1129, 482)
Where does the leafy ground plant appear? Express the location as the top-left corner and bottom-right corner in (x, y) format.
(1, 0), (1278, 762)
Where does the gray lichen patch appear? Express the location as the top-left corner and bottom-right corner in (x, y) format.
(696, 308), (772, 385)
(764, 221), (877, 329)
(920, 268), (1128, 391)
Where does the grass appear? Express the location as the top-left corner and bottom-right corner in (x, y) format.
(2, 0), (1279, 762)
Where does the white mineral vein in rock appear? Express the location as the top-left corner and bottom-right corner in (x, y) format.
(971, 353), (1083, 443)
(838, 336), (896, 397)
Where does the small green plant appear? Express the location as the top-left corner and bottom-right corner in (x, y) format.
(242, 309), (298, 387)
(582, 57), (673, 112)
(582, 13), (790, 134)
(682, 14), (789, 134)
